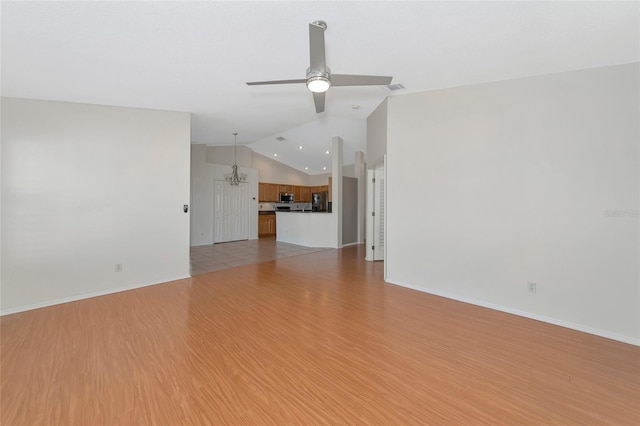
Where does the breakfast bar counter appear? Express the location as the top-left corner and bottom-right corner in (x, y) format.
(276, 211), (337, 248)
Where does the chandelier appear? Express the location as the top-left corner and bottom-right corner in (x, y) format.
(225, 132), (247, 185)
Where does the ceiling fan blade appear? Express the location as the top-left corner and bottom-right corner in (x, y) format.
(309, 21), (327, 73)
(313, 92), (325, 113)
(246, 79), (306, 86)
(330, 74), (393, 87)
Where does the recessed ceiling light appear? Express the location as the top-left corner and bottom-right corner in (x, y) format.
(298, 146), (303, 150)
(323, 166), (327, 170)
(273, 153), (278, 157)
(352, 104), (360, 110)
(325, 150), (330, 154)
(304, 167), (309, 170)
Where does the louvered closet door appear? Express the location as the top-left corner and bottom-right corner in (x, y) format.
(373, 165), (385, 261)
(214, 181), (249, 243)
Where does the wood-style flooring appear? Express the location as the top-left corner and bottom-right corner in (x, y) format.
(2, 244), (639, 424)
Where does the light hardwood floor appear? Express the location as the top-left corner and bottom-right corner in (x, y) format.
(2, 245), (639, 424)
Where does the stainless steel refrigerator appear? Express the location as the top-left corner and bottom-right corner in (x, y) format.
(311, 191), (328, 212)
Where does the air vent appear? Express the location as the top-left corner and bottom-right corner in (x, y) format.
(275, 136), (286, 141)
(386, 83), (405, 92)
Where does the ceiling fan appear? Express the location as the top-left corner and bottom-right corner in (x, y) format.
(246, 20), (393, 113)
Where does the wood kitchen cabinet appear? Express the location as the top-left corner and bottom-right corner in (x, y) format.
(310, 185), (328, 194)
(258, 213), (276, 237)
(259, 182), (325, 203)
(259, 183), (279, 202)
(278, 184), (294, 194)
(299, 186), (311, 202)
(293, 185), (312, 202)
(258, 183), (268, 201)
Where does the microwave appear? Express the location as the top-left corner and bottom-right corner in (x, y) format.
(279, 192), (294, 203)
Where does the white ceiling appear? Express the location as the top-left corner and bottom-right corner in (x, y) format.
(2, 1), (638, 174)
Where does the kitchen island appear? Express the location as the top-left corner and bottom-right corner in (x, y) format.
(276, 211), (337, 248)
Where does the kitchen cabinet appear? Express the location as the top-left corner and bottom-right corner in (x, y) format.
(310, 185), (328, 194)
(259, 182), (324, 203)
(294, 185), (312, 202)
(299, 186), (311, 202)
(258, 183), (268, 201)
(278, 184), (294, 194)
(259, 183), (279, 202)
(258, 213), (276, 237)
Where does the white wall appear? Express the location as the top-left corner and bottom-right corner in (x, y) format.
(205, 145), (252, 167)
(190, 144), (258, 246)
(1, 98), (191, 314)
(252, 152), (312, 185)
(190, 144), (212, 246)
(367, 98), (388, 167)
(307, 174), (331, 186)
(386, 63), (639, 344)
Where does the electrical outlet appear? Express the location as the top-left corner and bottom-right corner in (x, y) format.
(527, 281), (537, 293)
(115, 263), (123, 272)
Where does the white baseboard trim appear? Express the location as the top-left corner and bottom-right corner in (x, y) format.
(0, 275), (191, 316)
(386, 278), (640, 347)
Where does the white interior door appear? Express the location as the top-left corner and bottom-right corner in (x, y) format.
(365, 163), (385, 261)
(214, 181), (249, 243)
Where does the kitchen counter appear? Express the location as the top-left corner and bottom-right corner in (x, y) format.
(276, 211), (337, 248)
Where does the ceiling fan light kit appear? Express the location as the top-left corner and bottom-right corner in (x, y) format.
(306, 75), (331, 93)
(247, 20), (393, 113)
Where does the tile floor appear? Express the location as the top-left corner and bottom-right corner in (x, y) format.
(189, 237), (329, 276)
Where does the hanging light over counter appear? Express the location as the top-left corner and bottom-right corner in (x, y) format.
(225, 132), (247, 185)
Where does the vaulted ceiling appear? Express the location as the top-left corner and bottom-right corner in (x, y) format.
(2, 1), (638, 174)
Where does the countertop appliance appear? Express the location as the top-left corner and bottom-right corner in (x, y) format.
(279, 192), (294, 203)
(312, 191), (328, 212)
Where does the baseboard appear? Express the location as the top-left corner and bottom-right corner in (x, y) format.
(0, 275), (191, 316)
(386, 278), (640, 347)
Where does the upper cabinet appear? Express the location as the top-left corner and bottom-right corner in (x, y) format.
(299, 186), (311, 202)
(259, 183), (279, 202)
(259, 182), (323, 202)
(278, 184), (294, 194)
(310, 185), (328, 194)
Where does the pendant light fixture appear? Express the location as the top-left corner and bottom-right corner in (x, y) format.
(225, 132), (246, 185)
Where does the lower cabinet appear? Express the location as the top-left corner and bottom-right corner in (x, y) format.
(258, 213), (276, 237)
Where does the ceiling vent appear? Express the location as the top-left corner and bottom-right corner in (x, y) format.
(386, 83), (405, 92)
(275, 136), (287, 141)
